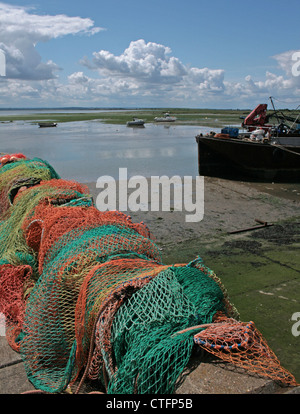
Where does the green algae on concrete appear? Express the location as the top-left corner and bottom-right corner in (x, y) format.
(161, 219), (300, 384)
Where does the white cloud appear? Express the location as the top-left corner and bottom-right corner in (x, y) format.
(273, 50), (300, 78)
(83, 39), (187, 84)
(68, 71), (89, 84)
(81, 39), (225, 102)
(0, 78), (40, 99)
(0, 17), (299, 109)
(221, 51), (300, 107)
(0, 2), (102, 40)
(0, 39), (61, 80)
(0, 2), (103, 80)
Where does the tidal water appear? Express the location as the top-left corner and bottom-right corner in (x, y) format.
(0, 113), (299, 201)
(0, 118), (211, 182)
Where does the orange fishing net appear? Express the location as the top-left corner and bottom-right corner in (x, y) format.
(193, 313), (298, 386)
(0, 264), (34, 352)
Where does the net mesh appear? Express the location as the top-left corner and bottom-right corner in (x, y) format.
(102, 266), (226, 394)
(0, 154), (298, 393)
(0, 155), (60, 220)
(193, 313), (297, 386)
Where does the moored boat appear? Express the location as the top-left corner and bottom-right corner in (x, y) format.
(126, 118), (145, 127)
(38, 122), (57, 128)
(195, 99), (300, 182)
(154, 112), (177, 122)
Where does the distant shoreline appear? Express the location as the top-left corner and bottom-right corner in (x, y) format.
(1, 106), (299, 128)
(0, 107), (250, 128)
(0, 107), (251, 111)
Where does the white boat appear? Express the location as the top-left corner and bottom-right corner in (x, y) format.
(126, 118), (145, 127)
(154, 113), (177, 122)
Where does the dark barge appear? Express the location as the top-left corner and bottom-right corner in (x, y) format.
(195, 100), (300, 182)
(195, 134), (300, 182)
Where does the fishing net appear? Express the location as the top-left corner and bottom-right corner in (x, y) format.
(0, 264), (34, 352)
(0, 179), (92, 275)
(0, 154), (60, 220)
(101, 265), (228, 394)
(193, 313), (297, 386)
(0, 153), (298, 394)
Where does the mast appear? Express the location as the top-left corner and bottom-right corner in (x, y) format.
(269, 96), (280, 124)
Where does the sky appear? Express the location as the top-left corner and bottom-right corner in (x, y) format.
(0, 0), (300, 109)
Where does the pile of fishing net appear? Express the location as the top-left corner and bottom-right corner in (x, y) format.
(0, 153), (298, 394)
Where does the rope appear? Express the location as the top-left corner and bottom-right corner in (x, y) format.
(271, 143), (300, 157)
(172, 323), (215, 337)
(287, 112), (300, 132)
(194, 321), (254, 350)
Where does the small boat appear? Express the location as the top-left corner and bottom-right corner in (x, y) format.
(38, 122), (57, 128)
(154, 113), (177, 122)
(126, 118), (145, 127)
(195, 98), (300, 182)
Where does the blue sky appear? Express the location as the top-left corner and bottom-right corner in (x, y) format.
(0, 0), (300, 108)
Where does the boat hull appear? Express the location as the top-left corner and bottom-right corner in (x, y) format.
(38, 122), (57, 128)
(154, 118), (176, 122)
(195, 135), (300, 182)
(127, 122), (145, 127)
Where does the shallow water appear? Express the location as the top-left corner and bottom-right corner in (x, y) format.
(0, 119), (212, 181)
(1, 116), (299, 202)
